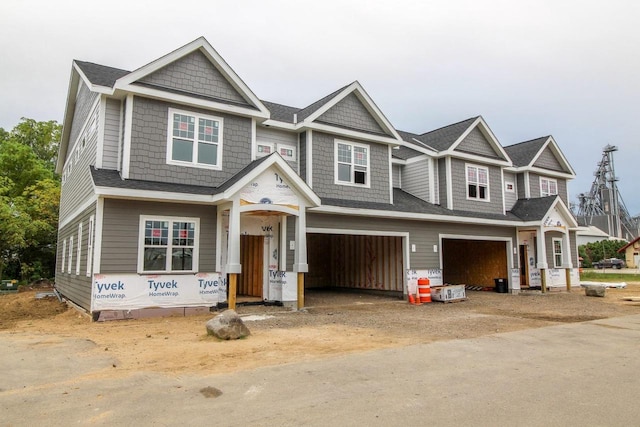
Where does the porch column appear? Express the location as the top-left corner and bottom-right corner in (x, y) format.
(563, 231), (574, 292)
(294, 205), (308, 309)
(537, 226), (548, 293)
(226, 198), (242, 309)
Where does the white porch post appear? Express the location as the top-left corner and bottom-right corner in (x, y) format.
(294, 205), (308, 309)
(537, 226), (548, 293)
(226, 198), (242, 309)
(563, 231), (573, 291)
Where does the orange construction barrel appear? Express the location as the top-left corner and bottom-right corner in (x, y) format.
(418, 278), (431, 303)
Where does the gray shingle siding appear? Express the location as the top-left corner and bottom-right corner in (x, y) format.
(307, 213), (517, 269)
(450, 158), (504, 214)
(455, 127), (499, 158)
(55, 203), (96, 311)
(103, 98), (121, 170)
(299, 132), (307, 182)
(100, 199), (217, 274)
(516, 173), (526, 199)
(310, 132), (389, 204)
(316, 93), (385, 134)
(59, 101), (100, 222)
(68, 81), (99, 151)
(528, 173), (568, 204)
(534, 147), (564, 172)
(138, 50), (249, 106)
(127, 96), (252, 186)
(438, 158), (447, 207)
(256, 126), (299, 172)
(402, 158), (430, 201)
(392, 164), (401, 188)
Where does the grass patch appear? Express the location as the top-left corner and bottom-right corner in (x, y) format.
(580, 271), (640, 282)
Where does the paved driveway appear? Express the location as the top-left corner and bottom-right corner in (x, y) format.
(2, 314), (639, 426)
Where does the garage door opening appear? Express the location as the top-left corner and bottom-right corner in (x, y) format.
(442, 239), (508, 288)
(306, 234), (404, 296)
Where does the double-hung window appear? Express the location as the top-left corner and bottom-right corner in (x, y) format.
(466, 164), (489, 201)
(540, 177), (558, 197)
(168, 108), (223, 169)
(552, 238), (563, 268)
(139, 216), (199, 273)
(336, 140), (369, 186)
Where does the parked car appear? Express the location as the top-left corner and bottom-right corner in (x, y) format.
(592, 258), (626, 269)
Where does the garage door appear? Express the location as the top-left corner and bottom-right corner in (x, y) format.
(307, 234), (404, 292)
(442, 239), (508, 287)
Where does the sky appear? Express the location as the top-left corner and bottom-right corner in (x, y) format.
(1, 0), (639, 215)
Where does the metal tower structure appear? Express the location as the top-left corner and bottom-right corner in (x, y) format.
(576, 145), (639, 240)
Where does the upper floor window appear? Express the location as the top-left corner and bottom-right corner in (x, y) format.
(138, 216), (199, 274)
(167, 108), (223, 170)
(256, 142), (274, 158)
(540, 177), (558, 197)
(335, 140), (369, 187)
(466, 164), (489, 201)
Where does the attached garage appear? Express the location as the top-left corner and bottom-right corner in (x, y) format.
(442, 238), (509, 288)
(306, 233), (405, 295)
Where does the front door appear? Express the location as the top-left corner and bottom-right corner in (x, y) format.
(238, 235), (264, 297)
(519, 245), (529, 287)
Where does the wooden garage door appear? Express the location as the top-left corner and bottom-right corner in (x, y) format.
(238, 235), (263, 297)
(307, 234), (404, 292)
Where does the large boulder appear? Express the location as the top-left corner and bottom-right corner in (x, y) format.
(206, 309), (250, 340)
(584, 285), (606, 297)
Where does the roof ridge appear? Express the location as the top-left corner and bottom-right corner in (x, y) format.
(417, 116), (479, 136)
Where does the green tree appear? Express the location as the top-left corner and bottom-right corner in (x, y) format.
(0, 119), (61, 281)
(580, 239), (627, 268)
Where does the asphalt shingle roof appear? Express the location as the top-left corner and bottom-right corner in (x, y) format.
(509, 196), (557, 221)
(503, 137), (548, 167)
(75, 61), (130, 87)
(90, 166), (217, 195)
(413, 117), (478, 151)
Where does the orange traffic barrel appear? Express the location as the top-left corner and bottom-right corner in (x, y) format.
(418, 278), (431, 303)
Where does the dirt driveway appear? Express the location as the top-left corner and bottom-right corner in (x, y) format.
(2, 284), (640, 379)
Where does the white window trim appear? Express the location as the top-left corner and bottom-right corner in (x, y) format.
(86, 215), (94, 277)
(276, 143), (297, 162)
(256, 141), (275, 158)
(61, 239), (66, 273)
(75, 222), (83, 275)
(137, 215), (200, 274)
(505, 180), (515, 193)
(166, 108), (224, 171)
(465, 163), (490, 202)
(67, 236), (74, 274)
(552, 237), (563, 268)
(540, 177), (558, 197)
(334, 139), (371, 188)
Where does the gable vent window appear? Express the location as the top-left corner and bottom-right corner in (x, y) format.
(466, 164), (489, 201)
(167, 109), (223, 170)
(540, 177), (558, 197)
(335, 140), (369, 187)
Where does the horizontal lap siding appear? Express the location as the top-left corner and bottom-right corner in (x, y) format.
(256, 127), (299, 171)
(100, 199), (217, 274)
(402, 159), (430, 201)
(103, 98), (121, 169)
(55, 204), (96, 311)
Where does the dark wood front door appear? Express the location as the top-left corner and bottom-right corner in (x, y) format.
(238, 235), (264, 297)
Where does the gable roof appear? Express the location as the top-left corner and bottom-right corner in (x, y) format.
(504, 136), (576, 177)
(509, 195), (578, 227)
(413, 117), (478, 151)
(618, 235), (640, 253)
(75, 61), (129, 88)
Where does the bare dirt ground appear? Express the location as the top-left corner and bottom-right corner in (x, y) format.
(2, 283), (640, 379)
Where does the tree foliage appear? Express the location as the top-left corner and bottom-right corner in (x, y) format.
(0, 118), (61, 281)
(579, 239), (627, 268)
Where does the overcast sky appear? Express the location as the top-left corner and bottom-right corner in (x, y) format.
(1, 0), (638, 214)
